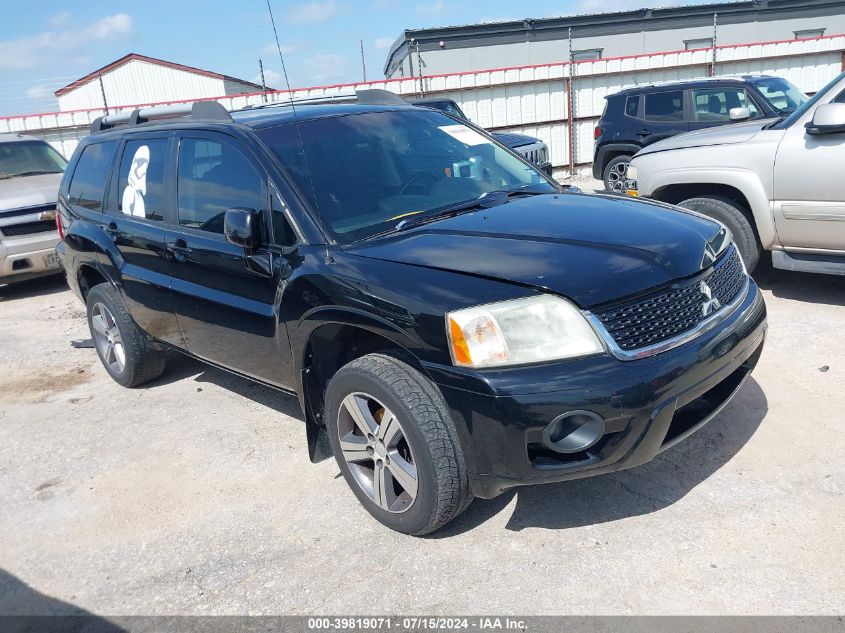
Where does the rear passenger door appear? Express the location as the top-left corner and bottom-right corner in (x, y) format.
(637, 89), (689, 145)
(168, 131), (295, 387)
(106, 133), (183, 345)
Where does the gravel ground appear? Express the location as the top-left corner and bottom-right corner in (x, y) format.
(0, 258), (843, 616)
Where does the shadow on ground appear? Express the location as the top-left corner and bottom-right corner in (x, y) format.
(753, 254), (845, 306)
(438, 377), (768, 535)
(0, 568), (125, 631)
(0, 275), (68, 302)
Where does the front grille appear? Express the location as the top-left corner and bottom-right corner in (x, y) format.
(0, 220), (56, 237)
(594, 246), (746, 352)
(0, 204), (55, 220)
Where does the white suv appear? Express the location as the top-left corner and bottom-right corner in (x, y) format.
(628, 71), (845, 275)
(0, 134), (66, 284)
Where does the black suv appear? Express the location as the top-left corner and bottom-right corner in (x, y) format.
(56, 94), (766, 535)
(594, 75), (807, 192)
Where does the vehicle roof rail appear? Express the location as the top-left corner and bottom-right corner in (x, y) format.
(90, 100), (233, 134)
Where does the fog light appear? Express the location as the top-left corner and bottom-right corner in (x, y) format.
(542, 410), (605, 454)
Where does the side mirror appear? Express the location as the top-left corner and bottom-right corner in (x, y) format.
(805, 103), (845, 135)
(224, 208), (260, 252)
(729, 107), (751, 122)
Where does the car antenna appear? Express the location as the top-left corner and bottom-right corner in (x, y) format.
(266, 0), (333, 264)
(631, 75), (639, 86)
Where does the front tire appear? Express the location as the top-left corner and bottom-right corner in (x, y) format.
(677, 196), (761, 271)
(325, 353), (472, 535)
(86, 283), (166, 387)
(603, 155), (632, 193)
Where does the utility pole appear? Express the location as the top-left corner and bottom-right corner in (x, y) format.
(567, 27), (575, 177)
(360, 40), (367, 82)
(98, 72), (109, 115)
(259, 58), (268, 102)
(416, 39), (425, 96)
(711, 12), (718, 76)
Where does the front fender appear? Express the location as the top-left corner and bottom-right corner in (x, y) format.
(636, 164), (777, 250)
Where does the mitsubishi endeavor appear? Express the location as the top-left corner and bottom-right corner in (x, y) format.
(55, 92), (767, 534)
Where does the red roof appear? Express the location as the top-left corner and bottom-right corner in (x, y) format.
(54, 53), (264, 97)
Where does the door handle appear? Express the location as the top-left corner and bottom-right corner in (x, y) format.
(104, 222), (124, 241)
(166, 240), (192, 262)
(636, 128), (652, 136)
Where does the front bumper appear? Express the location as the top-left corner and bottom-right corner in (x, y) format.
(0, 233), (62, 283)
(426, 279), (767, 498)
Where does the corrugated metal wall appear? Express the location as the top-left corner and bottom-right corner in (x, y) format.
(3, 34), (843, 172)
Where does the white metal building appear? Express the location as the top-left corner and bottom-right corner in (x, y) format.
(384, 0), (845, 78)
(54, 54), (265, 112)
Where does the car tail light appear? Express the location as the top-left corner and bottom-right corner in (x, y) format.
(55, 209), (64, 239)
(594, 126), (601, 140)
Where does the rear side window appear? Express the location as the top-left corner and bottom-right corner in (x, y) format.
(625, 96), (639, 117)
(644, 91), (684, 121)
(68, 141), (117, 212)
(177, 138), (263, 234)
(118, 139), (168, 221)
(692, 88), (759, 121)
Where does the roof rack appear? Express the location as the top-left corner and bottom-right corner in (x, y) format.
(239, 88), (407, 112)
(90, 100), (233, 134)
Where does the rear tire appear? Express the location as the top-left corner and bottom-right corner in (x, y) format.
(86, 283), (166, 388)
(677, 196), (761, 271)
(325, 353), (472, 535)
(602, 155), (632, 193)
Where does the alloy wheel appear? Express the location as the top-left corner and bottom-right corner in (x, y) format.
(606, 160), (630, 193)
(336, 392), (418, 513)
(91, 303), (126, 374)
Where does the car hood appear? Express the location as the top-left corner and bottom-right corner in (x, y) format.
(636, 119), (767, 157)
(491, 131), (540, 148)
(0, 173), (63, 210)
(346, 193), (724, 308)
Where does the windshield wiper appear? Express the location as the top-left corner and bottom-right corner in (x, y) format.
(763, 114), (789, 130)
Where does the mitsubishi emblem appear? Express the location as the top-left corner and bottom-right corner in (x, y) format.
(700, 281), (722, 317)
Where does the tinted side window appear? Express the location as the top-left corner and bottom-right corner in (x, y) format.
(692, 88), (759, 121)
(625, 96), (639, 117)
(118, 139), (168, 221)
(177, 138), (263, 234)
(644, 91), (684, 121)
(68, 141), (117, 212)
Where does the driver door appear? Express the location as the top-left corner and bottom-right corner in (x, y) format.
(168, 131), (291, 386)
(773, 90), (845, 251)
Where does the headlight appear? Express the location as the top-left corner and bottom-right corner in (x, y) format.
(625, 164), (638, 195)
(446, 295), (605, 368)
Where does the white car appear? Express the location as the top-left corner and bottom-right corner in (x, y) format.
(628, 71), (845, 275)
(0, 134), (66, 284)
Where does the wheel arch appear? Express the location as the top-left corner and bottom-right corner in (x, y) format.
(648, 175), (777, 249)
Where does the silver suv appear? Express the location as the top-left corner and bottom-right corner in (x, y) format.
(628, 71), (845, 274)
(0, 134), (66, 284)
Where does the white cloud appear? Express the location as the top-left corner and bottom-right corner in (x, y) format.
(373, 37), (394, 50)
(25, 84), (55, 100)
(48, 11), (71, 27)
(0, 13), (133, 71)
(303, 53), (350, 83)
(415, 0), (445, 18)
(288, 1), (340, 25)
(254, 68), (285, 88)
(262, 42), (296, 56)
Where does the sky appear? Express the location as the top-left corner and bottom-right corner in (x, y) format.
(0, 0), (715, 116)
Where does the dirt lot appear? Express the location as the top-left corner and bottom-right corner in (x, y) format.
(1, 260), (843, 616)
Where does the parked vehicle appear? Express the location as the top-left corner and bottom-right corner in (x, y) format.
(628, 71), (845, 275)
(56, 93), (766, 535)
(0, 133), (67, 284)
(594, 75), (808, 192)
(410, 97), (554, 176)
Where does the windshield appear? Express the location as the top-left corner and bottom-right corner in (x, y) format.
(0, 141), (67, 180)
(752, 77), (808, 113)
(773, 72), (845, 129)
(258, 109), (554, 243)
